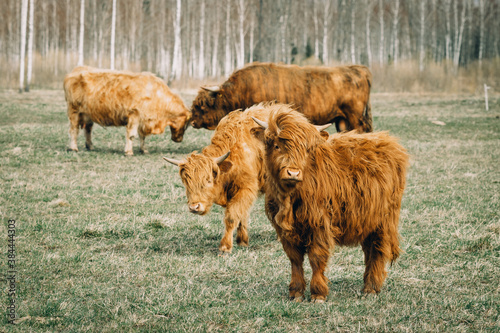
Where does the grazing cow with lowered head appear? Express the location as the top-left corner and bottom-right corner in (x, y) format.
(64, 66), (191, 155)
(191, 62), (372, 133)
(252, 105), (409, 302)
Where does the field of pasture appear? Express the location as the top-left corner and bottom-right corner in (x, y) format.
(0, 89), (499, 332)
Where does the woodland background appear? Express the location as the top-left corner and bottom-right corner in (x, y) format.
(2, 0), (500, 93)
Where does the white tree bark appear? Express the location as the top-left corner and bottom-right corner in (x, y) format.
(419, 0), (425, 72)
(77, 0), (85, 66)
(322, 0), (330, 64)
(198, 0), (205, 79)
(351, 0), (356, 63)
(26, 0), (34, 92)
(110, 0), (116, 70)
(392, 0), (399, 66)
(453, 0), (467, 67)
(478, 0), (485, 65)
(237, 0), (245, 68)
(211, 4), (220, 77)
(249, 14), (255, 63)
(19, 0), (28, 93)
(170, 0), (182, 81)
(445, 0), (451, 60)
(313, 0), (319, 59)
(224, 0), (232, 76)
(365, 0), (372, 65)
(379, 0), (384, 65)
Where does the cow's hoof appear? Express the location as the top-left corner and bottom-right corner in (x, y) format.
(236, 238), (249, 247)
(124, 151), (134, 156)
(218, 243), (232, 254)
(85, 144), (94, 151)
(67, 147), (78, 152)
(218, 251), (230, 257)
(311, 296), (326, 303)
(289, 292), (304, 303)
(140, 149), (149, 155)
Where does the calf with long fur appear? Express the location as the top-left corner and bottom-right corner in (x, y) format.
(253, 105), (409, 302)
(163, 104), (270, 253)
(191, 62), (372, 133)
(64, 66), (191, 155)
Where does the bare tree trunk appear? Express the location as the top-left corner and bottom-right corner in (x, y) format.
(379, 0), (384, 65)
(170, 0), (182, 81)
(478, 0), (484, 65)
(26, 0), (34, 92)
(351, 0), (356, 63)
(249, 14), (255, 63)
(237, 0), (245, 68)
(432, 0), (438, 62)
(392, 0), (399, 66)
(110, 0), (116, 70)
(78, 0), (85, 66)
(366, 0), (372, 66)
(19, 0), (28, 93)
(419, 0), (425, 72)
(453, 0), (467, 67)
(313, 0), (319, 59)
(224, 0), (232, 76)
(322, 0), (330, 64)
(445, 0), (451, 60)
(198, 0), (205, 78)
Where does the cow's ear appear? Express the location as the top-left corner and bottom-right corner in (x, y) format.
(250, 127), (265, 142)
(218, 161), (233, 173)
(319, 130), (330, 140)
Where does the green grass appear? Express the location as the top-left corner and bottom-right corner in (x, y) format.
(1, 90), (499, 332)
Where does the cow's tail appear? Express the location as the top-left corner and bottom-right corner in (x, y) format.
(363, 101), (373, 133)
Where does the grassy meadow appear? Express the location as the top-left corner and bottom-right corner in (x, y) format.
(0, 89), (499, 332)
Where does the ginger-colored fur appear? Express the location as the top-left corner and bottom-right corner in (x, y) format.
(190, 62), (372, 133)
(64, 66), (191, 155)
(170, 103), (274, 253)
(262, 106), (409, 301)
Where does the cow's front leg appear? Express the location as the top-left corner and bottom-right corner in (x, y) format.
(125, 115), (140, 156)
(219, 188), (257, 253)
(281, 239), (306, 301)
(308, 236), (330, 302)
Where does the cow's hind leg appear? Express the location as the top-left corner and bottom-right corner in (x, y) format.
(84, 119), (94, 150)
(139, 133), (148, 154)
(125, 114), (140, 156)
(308, 236), (330, 302)
(362, 231), (392, 294)
(219, 188), (256, 253)
(282, 239), (306, 301)
(67, 108), (80, 152)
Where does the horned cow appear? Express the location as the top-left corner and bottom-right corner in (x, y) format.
(64, 66), (191, 155)
(253, 105), (409, 302)
(190, 62), (372, 133)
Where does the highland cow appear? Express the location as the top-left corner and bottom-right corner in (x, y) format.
(191, 62), (372, 132)
(253, 105), (409, 302)
(64, 66), (191, 155)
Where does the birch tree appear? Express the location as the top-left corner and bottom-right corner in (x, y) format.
(77, 0), (85, 66)
(224, 0), (232, 76)
(19, 0), (28, 93)
(236, 0), (245, 69)
(110, 0), (117, 70)
(478, 0), (485, 65)
(322, 0), (330, 64)
(379, 0), (384, 65)
(198, 0), (205, 79)
(170, 0), (182, 81)
(392, 0), (399, 66)
(365, 0), (372, 65)
(419, 0), (425, 71)
(453, 0), (467, 67)
(25, 0), (34, 92)
(351, 0), (356, 63)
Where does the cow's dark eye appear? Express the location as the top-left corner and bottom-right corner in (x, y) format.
(275, 144), (280, 150)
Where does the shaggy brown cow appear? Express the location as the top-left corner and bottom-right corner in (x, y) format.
(253, 105), (409, 302)
(64, 66), (191, 155)
(191, 62), (372, 132)
(163, 104), (269, 253)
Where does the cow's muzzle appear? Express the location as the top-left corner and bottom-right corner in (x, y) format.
(189, 202), (207, 215)
(280, 168), (303, 183)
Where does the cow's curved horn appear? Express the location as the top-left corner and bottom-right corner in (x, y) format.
(214, 151), (230, 165)
(315, 123), (332, 132)
(202, 85), (221, 93)
(252, 117), (268, 129)
(163, 156), (183, 166)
